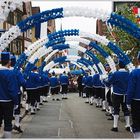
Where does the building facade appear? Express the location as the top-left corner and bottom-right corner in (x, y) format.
(0, 2), (33, 57)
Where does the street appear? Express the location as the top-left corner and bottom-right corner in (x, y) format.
(15, 93), (133, 138)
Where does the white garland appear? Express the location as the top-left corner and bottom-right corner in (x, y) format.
(63, 7), (111, 22)
(26, 36), (48, 56)
(0, 25), (21, 51)
(43, 49), (97, 74)
(43, 55), (95, 74)
(26, 34), (115, 74)
(79, 31), (110, 46)
(0, 6), (111, 52)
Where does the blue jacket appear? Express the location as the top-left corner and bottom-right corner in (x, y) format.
(127, 67), (140, 105)
(82, 76), (87, 86)
(40, 74), (50, 87)
(85, 75), (93, 88)
(14, 69), (26, 93)
(59, 74), (69, 85)
(104, 69), (129, 95)
(92, 74), (103, 88)
(0, 66), (19, 105)
(26, 72), (41, 90)
(103, 72), (113, 88)
(50, 76), (59, 88)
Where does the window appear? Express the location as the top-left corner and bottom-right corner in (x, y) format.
(7, 12), (14, 25)
(9, 39), (23, 55)
(16, 11), (22, 23)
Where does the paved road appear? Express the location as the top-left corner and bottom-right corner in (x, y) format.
(19, 93), (133, 138)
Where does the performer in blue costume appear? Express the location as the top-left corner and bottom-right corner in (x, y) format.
(127, 51), (140, 138)
(25, 66), (41, 114)
(0, 52), (19, 138)
(103, 59), (130, 132)
(85, 73), (93, 105)
(59, 71), (69, 99)
(92, 73), (103, 108)
(10, 55), (26, 133)
(50, 72), (60, 101)
(40, 72), (50, 103)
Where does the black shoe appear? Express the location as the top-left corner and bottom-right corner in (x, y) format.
(105, 113), (112, 116)
(56, 98), (60, 101)
(20, 104), (24, 108)
(43, 100), (48, 102)
(96, 105), (99, 108)
(13, 125), (23, 133)
(39, 103), (43, 105)
(64, 97), (68, 99)
(125, 127), (130, 132)
(19, 116), (22, 122)
(52, 98), (55, 101)
(37, 108), (40, 111)
(99, 105), (102, 108)
(90, 103), (93, 105)
(31, 112), (36, 115)
(111, 127), (118, 132)
(25, 110), (29, 114)
(102, 109), (106, 112)
(85, 101), (89, 104)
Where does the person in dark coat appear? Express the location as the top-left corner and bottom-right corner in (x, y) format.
(77, 74), (83, 97)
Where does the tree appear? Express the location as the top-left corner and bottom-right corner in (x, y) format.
(107, 3), (140, 65)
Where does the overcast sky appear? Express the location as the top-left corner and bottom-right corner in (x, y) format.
(32, 1), (113, 37)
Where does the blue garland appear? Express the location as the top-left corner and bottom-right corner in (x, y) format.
(47, 29), (79, 40)
(52, 44), (70, 50)
(14, 53), (27, 71)
(108, 13), (140, 40)
(17, 8), (64, 32)
(108, 42), (131, 65)
(45, 37), (66, 48)
(53, 56), (67, 63)
(80, 58), (94, 66)
(89, 42), (109, 58)
(23, 59), (38, 79)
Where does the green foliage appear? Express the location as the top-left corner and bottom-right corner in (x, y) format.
(108, 3), (140, 65)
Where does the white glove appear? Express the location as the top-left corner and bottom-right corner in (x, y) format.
(14, 105), (19, 110)
(100, 74), (108, 81)
(127, 105), (131, 111)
